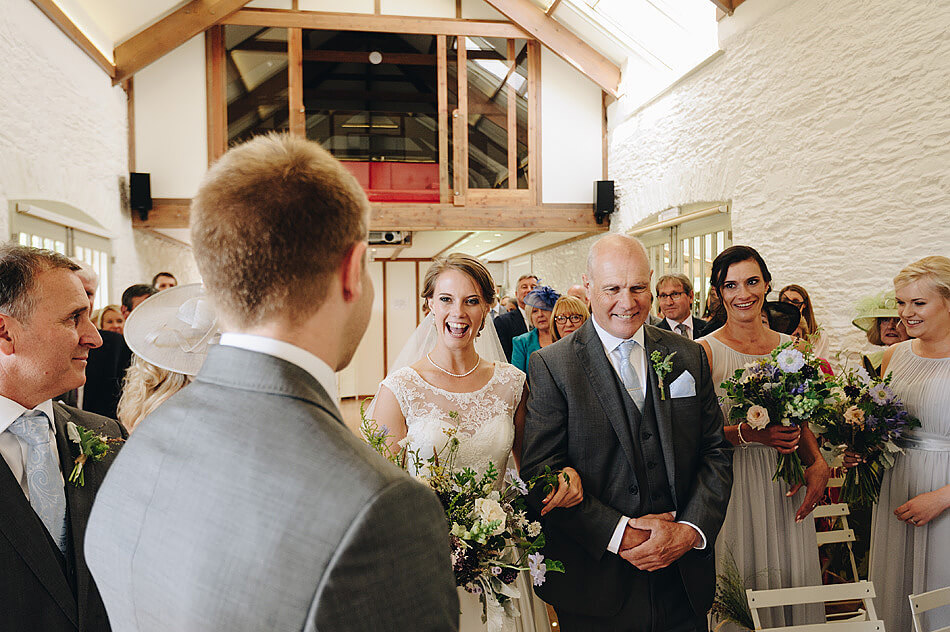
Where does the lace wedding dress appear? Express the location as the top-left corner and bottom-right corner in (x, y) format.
(380, 362), (550, 632)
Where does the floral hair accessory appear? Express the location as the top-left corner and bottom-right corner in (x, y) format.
(524, 286), (560, 311)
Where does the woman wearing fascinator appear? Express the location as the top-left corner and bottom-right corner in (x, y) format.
(370, 254), (583, 632)
(118, 284), (219, 432)
(510, 286), (560, 374)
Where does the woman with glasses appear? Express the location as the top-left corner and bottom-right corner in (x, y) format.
(779, 284), (829, 356)
(550, 295), (589, 342)
(511, 286), (560, 373)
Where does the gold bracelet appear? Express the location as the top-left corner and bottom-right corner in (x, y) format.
(736, 422), (749, 446)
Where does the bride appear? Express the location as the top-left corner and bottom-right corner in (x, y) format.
(372, 253), (584, 632)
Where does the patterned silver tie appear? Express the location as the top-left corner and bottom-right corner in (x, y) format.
(676, 322), (690, 338)
(617, 339), (645, 410)
(8, 410), (67, 553)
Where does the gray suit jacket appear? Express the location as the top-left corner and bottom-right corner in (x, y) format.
(85, 345), (459, 631)
(521, 321), (732, 620)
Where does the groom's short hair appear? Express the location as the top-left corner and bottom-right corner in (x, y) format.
(191, 134), (369, 327)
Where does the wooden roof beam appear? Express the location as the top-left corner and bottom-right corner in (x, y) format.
(29, 0), (115, 77)
(709, 0), (746, 16)
(113, 0), (253, 85)
(480, 0), (620, 97)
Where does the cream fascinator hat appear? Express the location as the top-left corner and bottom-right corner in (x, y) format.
(852, 290), (899, 332)
(123, 283), (219, 376)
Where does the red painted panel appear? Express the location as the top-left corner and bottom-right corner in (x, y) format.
(340, 161), (440, 203)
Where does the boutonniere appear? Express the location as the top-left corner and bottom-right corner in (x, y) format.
(651, 350), (677, 400)
(66, 421), (122, 487)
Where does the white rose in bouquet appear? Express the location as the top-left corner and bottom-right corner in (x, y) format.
(746, 405), (770, 430)
(474, 498), (507, 536)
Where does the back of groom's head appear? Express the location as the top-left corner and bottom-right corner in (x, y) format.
(191, 134), (369, 328)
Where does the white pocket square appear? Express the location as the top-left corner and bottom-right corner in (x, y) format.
(668, 371), (696, 398)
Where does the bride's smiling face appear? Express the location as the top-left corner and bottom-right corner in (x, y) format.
(429, 269), (488, 349)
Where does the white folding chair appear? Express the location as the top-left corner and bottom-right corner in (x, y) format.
(909, 586), (950, 632)
(815, 477), (860, 583)
(746, 580), (884, 631)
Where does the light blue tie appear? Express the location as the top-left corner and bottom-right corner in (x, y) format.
(617, 339), (645, 410)
(8, 410), (67, 553)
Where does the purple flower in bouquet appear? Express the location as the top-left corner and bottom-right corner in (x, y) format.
(869, 383), (894, 405)
(505, 468), (529, 495)
(528, 553), (547, 586)
(776, 348), (805, 373)
(491, 566), (502, 576)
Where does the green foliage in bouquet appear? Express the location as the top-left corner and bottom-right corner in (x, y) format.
(711, 549), (772, 632)
(814, 367), (920, 507)
(359, 401), (565, 630)
(720, 340), (836, 487)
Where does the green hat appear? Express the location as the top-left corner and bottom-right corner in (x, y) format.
(852, 290), (898, 332)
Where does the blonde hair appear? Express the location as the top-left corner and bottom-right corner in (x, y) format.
(93, 305), (122, 329)
(117, 355), (192, 432)
(894, 256), (950, 302)
(551, 295), (589, 341)
(190, 133), (369, 328)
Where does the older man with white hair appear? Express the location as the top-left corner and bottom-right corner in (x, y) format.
(521, 234), (732, 631)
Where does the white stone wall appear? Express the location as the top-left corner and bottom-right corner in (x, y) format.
(0, 0), (197, 302)
(538, 0), (950, 359)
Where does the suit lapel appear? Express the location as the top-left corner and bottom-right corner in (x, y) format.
(573, 322), (638, 472)
(54, 404), (98, 630)
(0, 437), (78, 627)
(643, 326), (678, 504)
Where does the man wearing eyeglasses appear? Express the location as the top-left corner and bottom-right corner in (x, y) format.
(655, 273), (713, 340)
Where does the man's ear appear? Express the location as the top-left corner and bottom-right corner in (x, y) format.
(0, 314), (17, 356)
(340, 241), (369, 303)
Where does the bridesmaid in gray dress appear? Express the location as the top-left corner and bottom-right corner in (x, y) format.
(869, 256), (950, 632)
(698, 246), (830, 630)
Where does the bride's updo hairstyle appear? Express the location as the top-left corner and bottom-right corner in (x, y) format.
(894, 255), (950, 304)
(421, 253), (495, 332)
(708, 245), (772, 325)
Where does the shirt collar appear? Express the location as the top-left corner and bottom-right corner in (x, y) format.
(666, 316), (690, 330)
(590, 315), (645, 353)
(218, 333), (339, 405)
(0, 395), (56, 434)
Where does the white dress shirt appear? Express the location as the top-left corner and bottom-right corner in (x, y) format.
(519, 305), (532, 330)
(218, 333), (341, 414)
(588, 318), (706, 554)
(665, 316), (693, 340)
(0, 396), (62, 500)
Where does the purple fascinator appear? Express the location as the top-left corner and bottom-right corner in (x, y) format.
(524, 286), (560, 311)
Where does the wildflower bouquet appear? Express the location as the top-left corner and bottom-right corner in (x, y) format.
(813, 368), (920, 507)
(720, 341), (835, 487)
(360, 405), (565, 632)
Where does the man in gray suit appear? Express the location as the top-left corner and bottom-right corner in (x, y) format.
(521, 234), (732, 631)
(85, 134), (459, 631)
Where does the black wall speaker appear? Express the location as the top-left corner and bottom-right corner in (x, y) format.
(129, 172), (152, 221)
(594, 180), (614, 225)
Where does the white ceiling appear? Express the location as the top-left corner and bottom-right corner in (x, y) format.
(153, 228), (589, 262)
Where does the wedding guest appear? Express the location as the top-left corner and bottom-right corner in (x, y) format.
(511, 286), (559, 373)
(151, 272), (177, 291)
(869, 255), (950, 632)
(566, 283), (589, 308)
(0, 244), (125, 632)
(70, 265), (133, 420)
(495, 274), (538, 361)
(550, 296), (588, 342)
(86, 134), (460, 631)
(654, 273), (713, 340)
(120, 284), (156, 319)
(501, 296), (519, 313)
(851, 290), (910, 374)
(94, 304), (124, 335)
(780, 284), (828, 357)
(698, 246), (830, 629)
(116, 284), (216, 433)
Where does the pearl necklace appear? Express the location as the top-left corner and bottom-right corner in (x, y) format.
(426, 353), (481, 378)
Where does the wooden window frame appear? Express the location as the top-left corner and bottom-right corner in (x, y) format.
(207, 21), (542, 212)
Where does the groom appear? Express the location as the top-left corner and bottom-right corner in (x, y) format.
(85, 134), (459, 630)
(521, 234), (732, 631)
